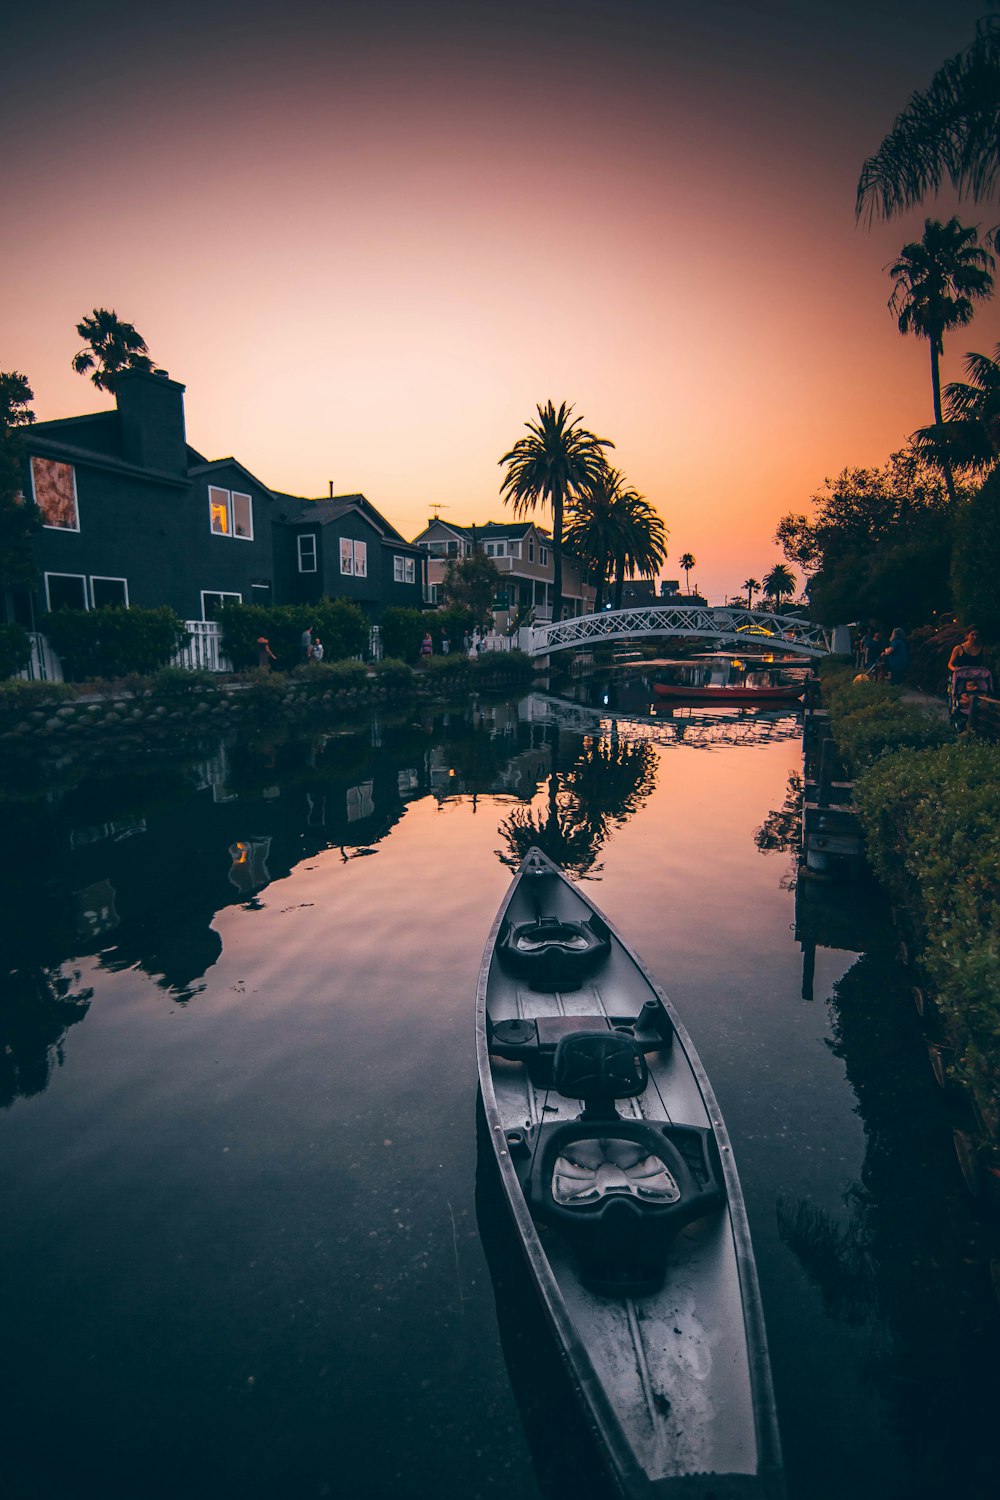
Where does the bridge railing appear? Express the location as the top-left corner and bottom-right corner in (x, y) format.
(527, 605), (834, 658)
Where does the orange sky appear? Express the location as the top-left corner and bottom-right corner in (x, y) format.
(4, 0), (997, 600)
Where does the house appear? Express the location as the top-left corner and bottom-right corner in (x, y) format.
(412, 518), (595, 627)
(6, 370), (424, 637)
(271, 489), (425, 615)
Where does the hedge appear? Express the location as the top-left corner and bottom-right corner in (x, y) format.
(0, 623), (31, 680)
(43, 606), (190, 681)
(218, 600), (368, 669)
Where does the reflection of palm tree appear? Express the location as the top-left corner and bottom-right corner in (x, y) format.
(497, 729), (658, 875)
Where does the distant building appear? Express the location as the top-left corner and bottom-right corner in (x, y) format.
(411, 518), (595, 627)
(6, 370), (423, 632)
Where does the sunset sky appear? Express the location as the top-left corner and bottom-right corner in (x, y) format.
(5, 0), (997, 600)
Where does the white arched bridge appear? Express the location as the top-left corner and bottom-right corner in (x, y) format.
(524, 605), (842, 659)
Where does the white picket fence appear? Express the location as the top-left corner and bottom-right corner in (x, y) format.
(173, 620), (232, 673)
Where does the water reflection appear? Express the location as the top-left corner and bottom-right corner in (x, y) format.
(0, 967), (92, 1108)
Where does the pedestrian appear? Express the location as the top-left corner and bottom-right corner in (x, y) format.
(440, 631), (450, 655)
(469, 630), (479, 659)
(311, 636), (324, 662)
(856, 625), (874, 670)
(947, 626), (987, 674)
(462, 631), (471, 654)
(420, 631), (433, 658)
(257, 636), (277, 670)
(877, 627), (909, 686)
(301, 624), (314, 662)
(864, 630), (884, 672)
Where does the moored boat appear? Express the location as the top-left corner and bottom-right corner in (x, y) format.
(652, 682), (803, 704)
(476, 848), (784, 1498)
(651, 655), (804, 706)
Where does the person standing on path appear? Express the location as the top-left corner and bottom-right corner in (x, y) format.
(421, 631), (433, 659)
(257, 636), (277, 670)
(301, 624), (314, 663)
(878, 628), (909, 686)
(311, 636), (324, 662)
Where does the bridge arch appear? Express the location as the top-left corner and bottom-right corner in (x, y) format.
(524, 605), (841, 659)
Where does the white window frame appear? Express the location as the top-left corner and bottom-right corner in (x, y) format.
(540, 547), (549, 566)
(485, 541), (507, 558)
(528, 540), (535, 562)
(32, 457), (81, 532)
(298, 534), (318, 573)
(90, 576), (129, 609)
(200, 589), (243, 621)
(340, 538), (367, 577)
(44, 571), (88, 611)
(393, 555), (415, 584)
(509, 541), (521, 558)
(208, 485), (254, 540)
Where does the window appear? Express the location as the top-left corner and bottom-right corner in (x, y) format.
(509, 541), (521, 558)
(340, 538), (367, 577)
(528, 540), (535, 562)
(485, 541), (506, 558)
(201, 590), (242, 621)
(446, 540), (459, 557)
(45, 573), (87, 610)
(393, 556), (415, 584)
(540, 547), (549, 566)
(32, 457), (80, 531)
(90, 577), (128, 609)
(298, 534), (317, 573)
(209, 486), (253, 539)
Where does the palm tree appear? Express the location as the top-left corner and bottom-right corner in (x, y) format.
(499, 401), (613, 624)
(887, 218), (994, 501)
(857, 18), (1000, 228)
(762, 563), (796, 611)
(610, 489), (668, 610)
(562, 465), (624, 611)
(742, 576), (761, 610)
(678, 552), (696, 593)
(914, 342), (1000, 473)
(71, 308), (160, 394)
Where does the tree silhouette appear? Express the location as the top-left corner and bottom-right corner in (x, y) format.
(71, 308), (161, 394)
(914, 342), (1000, 474)
(678, 552), (696, 593)
(762, 563), (796, 609)
(857, 17), (1000, 229)
(886, 218), (994, 501)
(499, 402), (613, 626)
(742, 576), (761, 610)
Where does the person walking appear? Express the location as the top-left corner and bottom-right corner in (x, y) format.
(420, 631), (433, 659)
(877, 628), (909, 686)
(947, 626), (987, 674)
(301, 624), (314, 663)
(440, 630), (450, 655)
(257, 636), (277, 671)
(864, 630), (884, 672)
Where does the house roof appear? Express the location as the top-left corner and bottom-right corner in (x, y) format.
(271, 491), (418, 548)
(413, 518), (552, 544)
(188, 457), (275, 497)
(26, 428), (190, 490)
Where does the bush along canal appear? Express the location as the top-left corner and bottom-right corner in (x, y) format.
(0, 685), (996, 1500)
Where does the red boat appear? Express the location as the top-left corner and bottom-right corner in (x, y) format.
(653, 681), (804, 704)
(651, 654), (806, 705)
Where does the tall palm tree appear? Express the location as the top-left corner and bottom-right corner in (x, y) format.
(887, 218), (994, 502)
(762, 563), (796, 610)
(499, 401), (613, 624)
(914, 342), (1000, 473)
(610, 489), (668, 609)
(71, 308), (160, 394)
(857, 18), (1000, 228)
(742, 576), (761, 610)
(562, 465), (624, 611)
(678, 552), (696, 593)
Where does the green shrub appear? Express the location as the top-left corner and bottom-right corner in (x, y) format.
(380, 607), (427, 663)
(834, 699), (952, 772)
(218, 601), (368, 670)
(0, 623), (31, 680)
(42, 606), (190, 681)
(370, 657), (415, 692)
(474, 648), (532, 683)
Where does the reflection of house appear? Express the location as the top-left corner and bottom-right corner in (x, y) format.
(411, 518), (595, 626)
(6, 370), (423, 632)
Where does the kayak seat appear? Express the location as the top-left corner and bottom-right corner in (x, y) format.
(497, 914), (611, 992)
(527, 1030), (724, 1295)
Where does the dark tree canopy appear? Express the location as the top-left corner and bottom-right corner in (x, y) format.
(71, 308), (160, 393)
(0, 371), (40, 591)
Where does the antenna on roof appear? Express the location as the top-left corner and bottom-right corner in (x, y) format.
(429, 502), (449, 519)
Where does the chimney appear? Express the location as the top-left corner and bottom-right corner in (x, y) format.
(116, 368), (188, 475)
(329, 480), (335, 499)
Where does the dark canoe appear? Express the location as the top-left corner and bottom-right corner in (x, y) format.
(652, 683), (803, 705)
(476, 848), (784, 1499)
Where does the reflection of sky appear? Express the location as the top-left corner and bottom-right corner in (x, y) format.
(4, 0), (995, 598)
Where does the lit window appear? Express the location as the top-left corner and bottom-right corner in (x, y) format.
(298, 534), (317, 573)
(340, 538), (367, 576)
(209, 486), (253, 539)
(32, 457), (80, 530)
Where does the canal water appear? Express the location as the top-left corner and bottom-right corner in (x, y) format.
(0, 686), (993, 1500)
